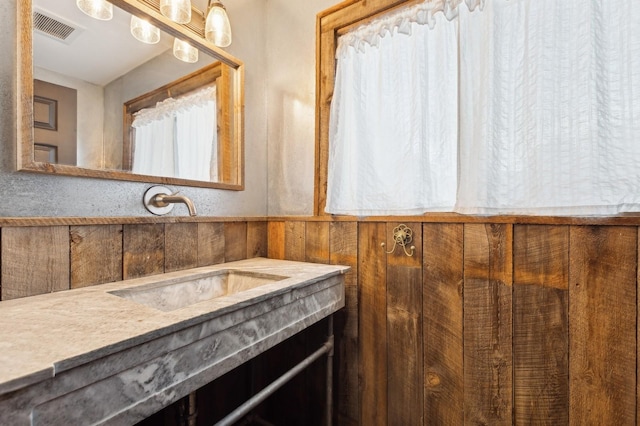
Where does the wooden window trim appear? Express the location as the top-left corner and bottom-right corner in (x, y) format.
(315, 0), (423, 215)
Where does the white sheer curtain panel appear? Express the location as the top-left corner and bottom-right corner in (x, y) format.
(326, 11), (459, 215)
(131, 85), (217, 180)
(456, 0), (640, 215)
(175, 86), (217, 181)
(131, 115), (175, 177)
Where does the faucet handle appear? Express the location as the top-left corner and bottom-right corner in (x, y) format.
(143, 186), (175, 215)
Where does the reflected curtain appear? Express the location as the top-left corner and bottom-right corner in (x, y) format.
(131, 85), (217, 180)
(175, 90), (217, 181)
(131, 116), (175, 177)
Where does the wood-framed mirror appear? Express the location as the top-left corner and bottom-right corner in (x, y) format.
(18, 0), (245, 190)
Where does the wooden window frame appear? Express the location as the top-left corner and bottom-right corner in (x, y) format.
(314, 0), (424, 215)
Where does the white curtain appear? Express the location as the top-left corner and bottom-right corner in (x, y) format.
(327, 0), (640, 216)
(131, 85), (217, 180)
(326, 9), (460, 215)
(175, 90), (217, 181)
(131, 115), (175, 177)
(456, 0), (640, 215)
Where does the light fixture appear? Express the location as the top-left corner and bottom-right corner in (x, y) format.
(130, 15), (161, 44)
(173, 38), (198, 63)
(160, 0), (192, 25)
(76, 0), (113, 20)
(205, 0), (232, 48)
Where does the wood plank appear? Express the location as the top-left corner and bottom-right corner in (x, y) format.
(329, 221), (359, 426)
(303, 222), (331, 424)
(305, 221), (330, 264)
(70, 225), (122, 288)
(513, 225), (569, 425)
(284, 221), (306, 261)
(165, 223), (198, 272)
(197, 222), (225, 266)
(514, 225), (569, 289)
(569, 226), (637, 426)
(247, 221), (268, 258)
(123, 224), (164, 279)
(423, 223), (464, 425)
(314, 26), (336, 215)
(463, 223), (513, 425)
(386, 223), (423, 425)
(513, 286), (568, 426)
(217, 62), (233, 183)
(267, 221), (285, 260)
(358, 222), (387, 426)
(223, 222), (247, 262)
(1, 226), (70, 300)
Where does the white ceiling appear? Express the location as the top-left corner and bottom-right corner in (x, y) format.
(33, 0), (210, 86)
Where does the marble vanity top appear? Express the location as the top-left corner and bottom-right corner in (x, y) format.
(0, 257), (349, 396)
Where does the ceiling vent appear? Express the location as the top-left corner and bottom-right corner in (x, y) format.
(33, 8), (82, 44)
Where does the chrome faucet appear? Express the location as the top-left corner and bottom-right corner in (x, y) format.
(143, 186), (197, 216)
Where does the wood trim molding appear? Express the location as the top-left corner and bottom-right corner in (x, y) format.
(268, 215), (640, 226)
(3, 214), (640, 228)
(0, 217), (269, 227)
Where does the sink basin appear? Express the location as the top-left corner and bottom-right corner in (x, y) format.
(109, 270), (288, 312)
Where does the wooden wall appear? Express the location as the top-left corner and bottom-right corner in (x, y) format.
(269, 219), (639, 426)
(0, 220), (267, 300)
(2, 217), (639, 425)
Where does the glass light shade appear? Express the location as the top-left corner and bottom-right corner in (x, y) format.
(160, 0), (192, 24)
(173, 39), (198, 63)
(205, 2), (232, 48)
(76, 0), (113, 20)
(130, 16), (160, 44)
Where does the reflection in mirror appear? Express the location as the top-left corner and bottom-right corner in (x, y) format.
(22, 0), (244, 189)
(124, 61), (230, 181)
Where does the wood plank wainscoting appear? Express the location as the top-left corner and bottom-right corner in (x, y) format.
(267, 217), (639, 426)
(1, 216), (639, 425)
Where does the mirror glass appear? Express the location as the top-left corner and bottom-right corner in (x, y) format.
(23, 0), (244, 189)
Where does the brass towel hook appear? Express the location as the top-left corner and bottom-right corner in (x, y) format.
(381, 224), (415, 257)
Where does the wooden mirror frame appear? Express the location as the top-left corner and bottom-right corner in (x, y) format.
(17, 0), (245, 190)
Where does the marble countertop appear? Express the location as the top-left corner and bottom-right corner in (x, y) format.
(0, 258), (349, 395)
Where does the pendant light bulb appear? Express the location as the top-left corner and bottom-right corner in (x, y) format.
(160, 0), (192, 24)
(76, 0), (113, 20)
(205, 1), (232, 48)
(173, 38), (198, 63)
(130, 16), (160, 44)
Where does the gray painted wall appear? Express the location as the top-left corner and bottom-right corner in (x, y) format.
(266, 0), (337, 216)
